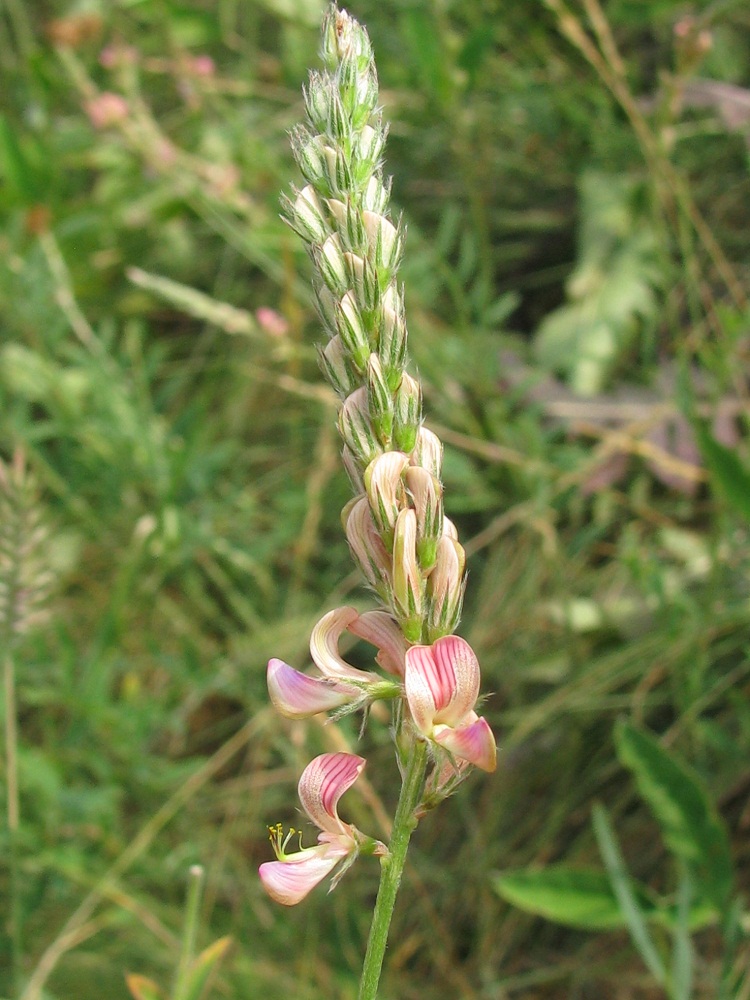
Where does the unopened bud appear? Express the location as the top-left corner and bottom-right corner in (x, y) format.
(405, 466), (443, 571)
(345, 495), (392, 597)
(342, 445), (365, 494)
(292, 126), (326, 186)
(282, 184), (329, 244)
(317, 233), (349, 295)
(411, 427), (443, 479)
(425, 535), (466, 641)
(338, 387), (381, 466)
(378, 287), (407, 390)
(318, 335), (355, 397)
(337, 291), (370, 371)
(364, 451), (409, 547)
(392, 508), (423, 642)
(366, 353), (394, 446)
(303, 72), (330, 133)
(363, 175), (391, 215)
(363, 211), (402, 277)
(314, 282), (338, 336)
(393, 372), (422, 453)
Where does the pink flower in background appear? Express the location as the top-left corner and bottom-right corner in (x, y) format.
(85, 92), (129, 129)
(405, 635), (496, 773)
(255, 306), (290, 337)
(190, 54), (216, 77)
(259, 753), (385, 905)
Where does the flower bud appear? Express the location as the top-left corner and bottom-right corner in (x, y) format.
(352, 126), (386, 186)
(303, 72), (330, 133)
(392, 508), (423, 642)
(363, 211), (402, 277)
(345, 496), (392, 597)
(342, 445), (365, 494)
(363, 175), (391, 215)
(321, 6), (373, 68)
(425, 535), (466, 641)
(282, 184), (329, 244)
(366, 353), (394, 447)
(317, 233), (349, 296)
(292, 126), (326, 186)
(405, 466), (443, 572)
(393, 372), (422, 453)
(318, 336), (355, 397)
(344, 251), (379, 311)
(314, 282), (338, 337)
(336, 291), (370, 371)
(338, 387), (381, 466)
(364, 451), (409, 547)
(411, 427), (443, 479)
(378, 287), (407, 390)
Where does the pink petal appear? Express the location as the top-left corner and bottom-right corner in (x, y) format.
(347, 610), (408, 677)
(298, 752), (365, 837)
(267, 658), (355, 719)
(405, 635), (480, 733)
(310, 607), (378, 682)
(432, 635), (480, 725)
(434, 716), (497, 773)
(259, 849), (340, 906)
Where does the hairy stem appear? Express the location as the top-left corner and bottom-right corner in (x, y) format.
(358, 738), (428, 1000)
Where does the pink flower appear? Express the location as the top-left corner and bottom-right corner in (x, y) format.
(267, 606), (405, 719)
(405, 635), (496, 773)
(259, 753), (385, 905)
(85, 92), (129, 129)
(255, 306), (289, 337)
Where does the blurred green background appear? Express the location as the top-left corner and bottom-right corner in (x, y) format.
(1, 0), (750, 997)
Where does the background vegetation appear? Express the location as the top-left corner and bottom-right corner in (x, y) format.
(1, 0), (750, 997)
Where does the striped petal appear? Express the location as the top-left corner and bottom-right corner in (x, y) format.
(310, 607), (377, 682)
(298, 752), (366, 838)
(347, 609), (408, 677)
(259, 847), (343, 906)
(267, 658), (356, 719)
(434, 716), (497, 773)
(405, 635), (480, 733)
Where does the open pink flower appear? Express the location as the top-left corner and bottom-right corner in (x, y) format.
(405, 635), (496, 773)
(259, 753), (385, 905)
(267, 606), (406, 718)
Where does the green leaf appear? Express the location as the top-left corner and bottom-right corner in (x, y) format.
(592, 803), (668, 986)
(614, 721), (733, 910)
(493, 864), (657, 930)
(692, 419), (750, 521)
(125, 975), (165, 1000)
(0, 115), (45, 204)
(180, 937), (232, 1000)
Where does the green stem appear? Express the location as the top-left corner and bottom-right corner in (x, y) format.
(358, 738), (428, 1000)
(4, 649), (22, 994)
(173, 864), (205, 1000)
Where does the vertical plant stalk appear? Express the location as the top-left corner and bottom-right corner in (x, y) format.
(4, 647), (22, 994)
(0, 450), (53, 993)
(173, 864), (205, 1000)
(358, 738), (428, 1000)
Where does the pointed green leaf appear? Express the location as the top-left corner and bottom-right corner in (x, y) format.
(125, 974), (165, 1000)
(493, 864), (657, 930)
(180, 936), (232, 1000)
(592, 803), (667, 985)
(692, 419), (750, 521)
(614, 721), (733, 909)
